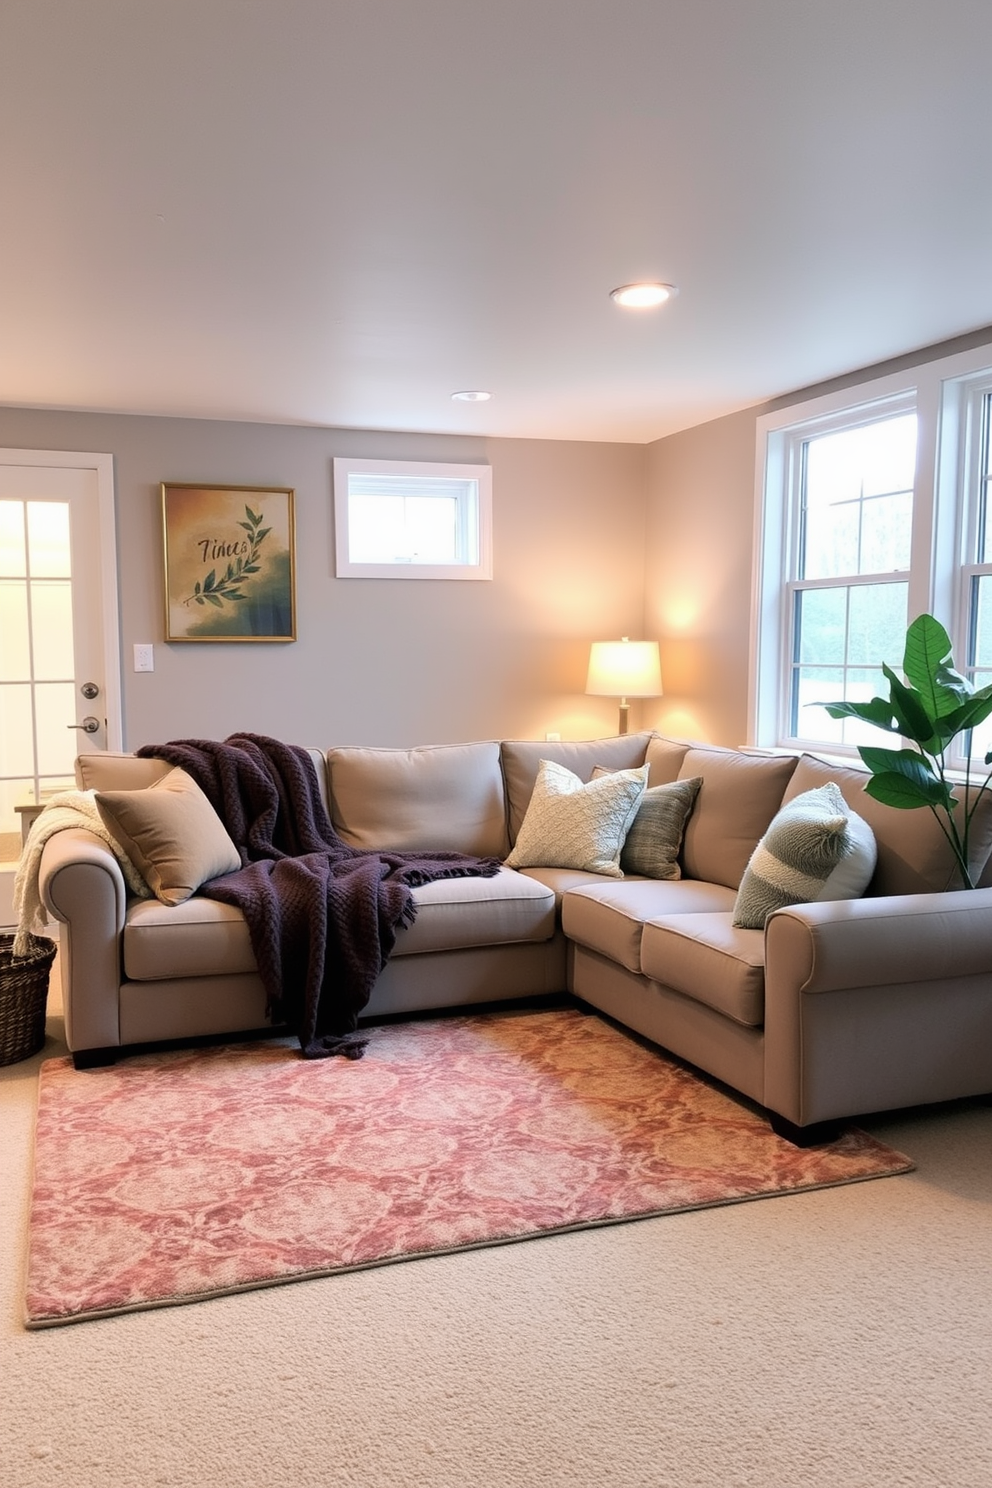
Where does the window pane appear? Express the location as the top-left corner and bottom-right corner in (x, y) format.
(802, 414), (916, 580)
(796, 587), (846, 665)
(968, 663), (992, 762)
(795, 667), (844, 743)
(981, 393), (992, 564)
(796, 665), (891, 747)
(847, 582), (907, 665)
(0, 579), (30, 679)
(972, 574), (992, 669)
(802, 500), (859, 579)
(405, 496), (458, 562)
(860, 492), (912, 573)
(0, 501), (26, 576)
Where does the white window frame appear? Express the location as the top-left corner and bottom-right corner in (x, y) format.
(333, 457), (493, 580)
(749, 342), (992, 761)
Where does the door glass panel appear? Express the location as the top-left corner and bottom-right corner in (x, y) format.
(30, 581), (75, 679)
(0, 501), (26, 575)
(0, 580), (30, 679)
(34, 683), (77, 774)
(27, 501), (71, 577)
(0, 683), (34, 776)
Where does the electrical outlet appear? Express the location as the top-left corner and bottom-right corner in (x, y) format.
(133, 643), (155, 673)
(545, 731), (561, 742)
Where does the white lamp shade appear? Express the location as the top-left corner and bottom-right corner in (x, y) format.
(585, 639), (663, 699)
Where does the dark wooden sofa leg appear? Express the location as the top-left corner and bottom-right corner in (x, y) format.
(72, 1047), (119, 1070)
(769, 1111), (843, 1147)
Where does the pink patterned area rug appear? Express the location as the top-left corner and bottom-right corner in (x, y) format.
(26, 1008), (913, 1327)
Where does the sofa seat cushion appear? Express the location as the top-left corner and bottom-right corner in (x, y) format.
(562, 879), (738, 974)
(640, 912), (766, 1027)
(515, 865), (634, 902)
(123, 867), (555, 980)
(124, 897), (256, 981)
(391, 868), (556, 957)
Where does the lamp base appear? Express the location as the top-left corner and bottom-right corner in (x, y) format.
(618, 702), (630, 736)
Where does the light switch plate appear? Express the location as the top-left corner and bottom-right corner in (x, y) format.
(133, 643), (154, 673)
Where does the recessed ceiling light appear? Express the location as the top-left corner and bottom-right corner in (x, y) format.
(610, 282), (679, 309)
(451, 389), (492, 402)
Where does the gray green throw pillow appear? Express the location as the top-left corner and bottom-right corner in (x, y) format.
(732, 782), (876, 928)
(619, 776), (702, 879)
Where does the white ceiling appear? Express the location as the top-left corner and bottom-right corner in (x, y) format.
(4, 0), (992, 444)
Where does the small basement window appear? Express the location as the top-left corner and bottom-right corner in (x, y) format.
(333, 458), (493, 579)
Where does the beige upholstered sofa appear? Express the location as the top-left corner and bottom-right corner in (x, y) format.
(36, 732), (992, 1143)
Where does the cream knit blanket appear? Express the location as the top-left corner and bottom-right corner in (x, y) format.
(13, 791), (151, 956)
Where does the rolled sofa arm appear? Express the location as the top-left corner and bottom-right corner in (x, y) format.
(763, 889), (992, 1127)
(39, 828), (129, 1054)
(766, 888), (992, 994)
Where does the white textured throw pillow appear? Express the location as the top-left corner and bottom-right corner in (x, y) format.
(732, 782), (877, 928)
(505, 759), (649, 877)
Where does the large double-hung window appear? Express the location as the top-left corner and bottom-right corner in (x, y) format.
(751, 343), (992, 770)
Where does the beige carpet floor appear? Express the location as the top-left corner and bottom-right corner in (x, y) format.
(3, 965), (991, 1488)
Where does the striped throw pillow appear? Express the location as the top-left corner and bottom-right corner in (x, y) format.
(731, 782), (876, 929)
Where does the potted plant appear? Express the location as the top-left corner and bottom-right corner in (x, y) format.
(822, 612), (992, 889)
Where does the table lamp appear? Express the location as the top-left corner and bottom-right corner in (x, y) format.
(585, 637), (663, 735)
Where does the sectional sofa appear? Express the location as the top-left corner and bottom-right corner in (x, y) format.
(35, 731), (992, 1143)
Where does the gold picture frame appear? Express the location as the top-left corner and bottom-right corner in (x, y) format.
(161, 483), (297, 643)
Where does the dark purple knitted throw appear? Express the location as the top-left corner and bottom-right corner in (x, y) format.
(136, 734), (501, 1059)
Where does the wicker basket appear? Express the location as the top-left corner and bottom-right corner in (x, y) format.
(0, 932), (57, 1066)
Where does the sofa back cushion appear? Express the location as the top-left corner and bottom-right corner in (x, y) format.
(782, 752), (992, 894)
(77, 747), (331, 814)
(327, 741), (508, 856)
(501, 733), (652, 842)
(677, 745), (799, 889)
(643, 734), (691, 785)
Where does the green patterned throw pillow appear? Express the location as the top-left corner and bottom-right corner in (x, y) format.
(619, 776), (702, 879)
(732, 782), (876, 928)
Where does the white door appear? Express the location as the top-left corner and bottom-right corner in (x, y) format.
(0, 450), (121, 889)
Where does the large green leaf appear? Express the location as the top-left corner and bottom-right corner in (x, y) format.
(903, 613), (968, 720)
(941, 687), (992, 738)
(823, 696), (899, 730)
(881, 664), (940, 747)
(857, 747), (957, 810)
(863, 770), (953, 811)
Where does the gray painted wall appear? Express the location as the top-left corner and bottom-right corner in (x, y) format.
(0, 408), (648, 749)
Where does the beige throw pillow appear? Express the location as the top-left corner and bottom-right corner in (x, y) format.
(505, 759), (649, 877)
(95, 767), (241, 906)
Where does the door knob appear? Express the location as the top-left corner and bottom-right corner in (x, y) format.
(81, 682), (100, 699)
(68, 716), (100, 734)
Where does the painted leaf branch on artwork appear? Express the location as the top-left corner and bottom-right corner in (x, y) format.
(184, 505), (271, 609)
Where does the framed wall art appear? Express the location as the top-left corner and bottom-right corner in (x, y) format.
(161, 483), (297, 642)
